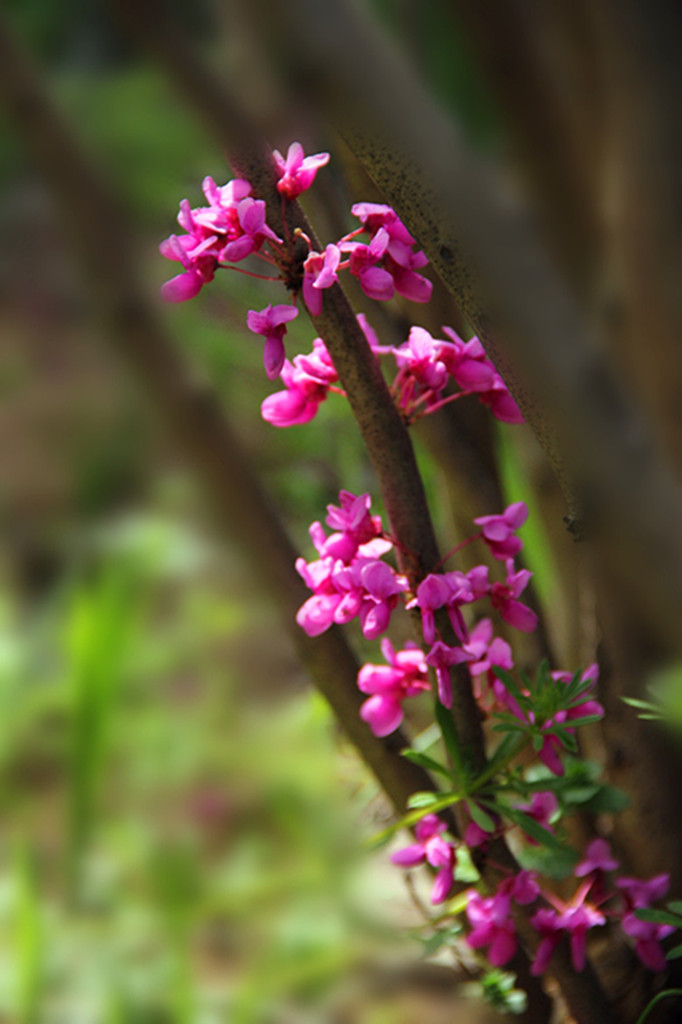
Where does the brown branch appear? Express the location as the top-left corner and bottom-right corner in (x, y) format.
(0, 11), (436, 820)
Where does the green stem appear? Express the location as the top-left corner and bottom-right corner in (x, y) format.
(635, 989), (682, 1024)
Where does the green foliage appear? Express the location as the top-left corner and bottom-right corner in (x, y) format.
(461, 969), (528, 1016)
(0, 513), (411, 1021)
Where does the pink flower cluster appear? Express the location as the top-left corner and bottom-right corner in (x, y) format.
(529, 841), (672, 975)
(391, 822), (672, 978)
(295, 492), (408, 640)
(338, 203), (433, 304)
(466, 871), (540, 966)
(294, 491), (537, 726)
(391, 326), (524, 424)
(160, 177), (282, 302)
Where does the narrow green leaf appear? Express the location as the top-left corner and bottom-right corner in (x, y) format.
(434, 699), (464, 776)
(467, 801), (496, 833)
(402, 749), (453, 781)
(492, 668), (526, 706)
(504, 807), (574, 855)
(369, 792), (464, 847)
(562, 714), (604, 729)
(635, 908), (682, 928)
(666, 945), (682, 960)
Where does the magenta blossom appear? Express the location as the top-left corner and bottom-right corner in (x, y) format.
(302, 244), (341, 315)
(219, 197), (282, 262)
(341, 229), (395, 302)
(490, 560), (538, 633)
(274, 141), (330, 199)
(391, 815), (457, 904)
(531, 880), (605, 975)
(474, 502), (528, 561)
(246, 304), (299, 379)
(425, 641), (469, 708)
(160, 176), (253, 301)
(466, 874), (538, 967)
(575, 839), (619, 877)
(357, 639), (430, 737)
(621, 913), (674, 973)
(463, 618), (514, 704)
(393, 327), (449, 394)
(350, 202), (417, 246)
(261, 338), (337, 427)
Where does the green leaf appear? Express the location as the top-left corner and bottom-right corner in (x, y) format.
(402, 748), (453, 781)
(434, 699), (464, 776)
(561, 714), (604, 729)
(581, 785), (630, 814)
(454, 845), (480, 883)
(504, 807), (574, 855)
(492, 668), (527, 706)
(635, 908), (682, 928)
(407, 791), (441, 810)
(369, 792), (463, 847)
(623, 697), (661, 712)
(467, 801), (496, 833)
(666, 944), (682, 960)
(515, 842), (579, 879)
(668, 901), (682, 915)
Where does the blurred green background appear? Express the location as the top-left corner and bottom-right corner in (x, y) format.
(0, 2), (525, 1021)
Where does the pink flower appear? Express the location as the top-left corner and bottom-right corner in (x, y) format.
(261, 338), (337, 427)
(414, 574), (453, 644)
(480, 376), (525, 423)
(393, 327), (449, 393)
(159, 233), (219, 302)
(302, 244), (341, 315)
(621, 913), (674, 973)
(490, 561), (538, 633)
(351, 202), (417, 246)
(357, 560), (409, 639)
(425, 641), (468, 708)
(358, 639), (430, 737)
(439, 328), (524, 422)
(474, 502), (528, 561)
(440, 329), (495, 391)
(463, 618), (514, 703)
(342, 229), (395, 301)
(246, 304), (299, 379)
(391, 815), (457, 905)
(219, 197), (282, 262)
(466, 890), (518, 967)
(531, 880), (605, 974)
(575, 839), (619, 877)
(274, 142), (330, 200)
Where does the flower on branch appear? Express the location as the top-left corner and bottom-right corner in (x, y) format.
(246, 303), (299, 379)
(274, 141), (330, 200)
(357, 639), (430, 736)
(390, 814), (457, 904)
